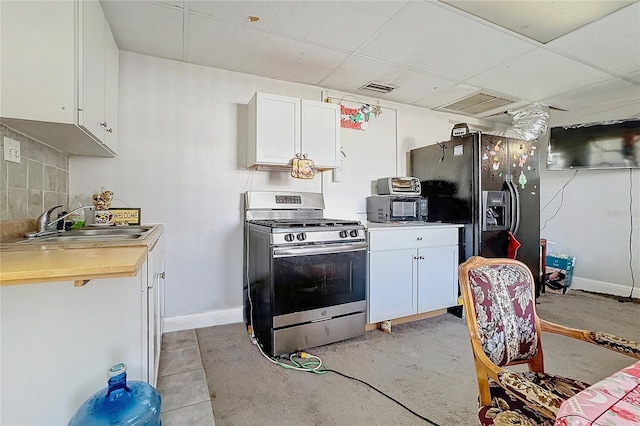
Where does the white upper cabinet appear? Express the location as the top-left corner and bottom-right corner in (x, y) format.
(301, 99), (341, 169)
(0, 0), (119, 156)
(247, 92), (341, 171)
(104, 26), (120, 153)
(248, 93), (300, 168)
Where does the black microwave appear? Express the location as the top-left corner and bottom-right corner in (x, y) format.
(366, 196), (428, 223)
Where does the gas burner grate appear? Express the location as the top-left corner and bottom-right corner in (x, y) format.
(250, 219), (361, 228)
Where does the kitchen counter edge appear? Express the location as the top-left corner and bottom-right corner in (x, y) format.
(365, 222), (464, 230)
(0, 224), (164, 286)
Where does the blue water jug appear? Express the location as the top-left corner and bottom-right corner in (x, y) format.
(69, 363), (161, 425)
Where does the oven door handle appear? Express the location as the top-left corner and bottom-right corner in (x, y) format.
(273, 242), (368, 257)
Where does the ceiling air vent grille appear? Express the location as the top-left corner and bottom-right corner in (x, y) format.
(359, 81), (395, 94)
(439, 92), (515, 115)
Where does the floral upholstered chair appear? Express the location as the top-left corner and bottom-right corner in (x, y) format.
(458, 256), (640, 426)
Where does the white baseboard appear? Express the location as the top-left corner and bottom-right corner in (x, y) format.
(569, 276), (639, 299)
(163, 306), (243, 333)
(162, 279), (638, 333)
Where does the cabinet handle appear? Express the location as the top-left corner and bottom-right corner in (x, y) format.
(417, 237), (423, 241)
(100, 122), (108, 128)
(106, 128), (113, 133)
(149, 272), (165, 289)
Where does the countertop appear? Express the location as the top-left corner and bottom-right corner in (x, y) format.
(0, 224), (164, 286)
(365, 222), (464, 229)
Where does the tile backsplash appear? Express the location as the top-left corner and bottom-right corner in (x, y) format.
(0, 124), (69, 221)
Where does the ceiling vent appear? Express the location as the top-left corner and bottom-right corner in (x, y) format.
(438, 92), (516, 115)
(359, 81), (396, 94)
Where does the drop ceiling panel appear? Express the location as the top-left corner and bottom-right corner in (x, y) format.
(546, 2), (640, 76)
(440, 0), (635, 43)
(319, 55), (461, 105)
(155, 0), (183, 7)
(467, 48), (614, 101)
(187, 12), (349, 85)
(99, 0), (640, 122)
(101, 1), (184, 61)
(185, 1), (409, 52)
(628, 70), (640, 84)
(357, 1), (537, 81)
(542, 78), (640, 115)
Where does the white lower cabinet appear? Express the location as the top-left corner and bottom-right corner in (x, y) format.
(367, 225), (460, 324)
(147, 236), (165, 387)
(0, 241), (164, 425)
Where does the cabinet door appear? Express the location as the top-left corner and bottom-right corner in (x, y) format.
(79, 0), (107, 144)
(368, 249), (417, 323)
(103, 22), (119, 153)
(1, 276), (145, 425)
(0, 1), (75, 124)
(147, 236), (165, 387)
(255, 93), (300, 165)
(301, 99), (341, 169)
(417, 246), (458, 313)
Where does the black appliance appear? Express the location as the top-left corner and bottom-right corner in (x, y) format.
(244, 191), (367, 357)
(410, 133), (541, 289)
(548, 118), (640, 170)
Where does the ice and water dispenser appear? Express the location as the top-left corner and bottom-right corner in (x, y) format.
(482, 191), (510, 231)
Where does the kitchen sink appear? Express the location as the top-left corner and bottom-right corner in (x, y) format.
(18, 226), (154, 244)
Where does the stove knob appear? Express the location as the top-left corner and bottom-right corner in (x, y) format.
(284, 233), (295, 242)
(296, 233), (307, 241)
(339, 230), (349, 238)
(350, 230), (359, 237)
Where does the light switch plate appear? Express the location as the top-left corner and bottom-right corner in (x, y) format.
(4, 137), (21, 163)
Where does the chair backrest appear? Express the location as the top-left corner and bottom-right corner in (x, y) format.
(459, 256), (540, 367)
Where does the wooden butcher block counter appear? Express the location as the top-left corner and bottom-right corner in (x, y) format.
(0, 224), (164, 286)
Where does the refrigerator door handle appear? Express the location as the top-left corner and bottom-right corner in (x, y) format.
(506, 176), (520, 235)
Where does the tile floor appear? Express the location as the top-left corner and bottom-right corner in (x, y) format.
(157, 330), (215, 425)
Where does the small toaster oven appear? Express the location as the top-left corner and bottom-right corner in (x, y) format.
(376, 177), (421, 196)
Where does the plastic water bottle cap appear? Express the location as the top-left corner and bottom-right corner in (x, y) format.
(108, 363), (127, 377)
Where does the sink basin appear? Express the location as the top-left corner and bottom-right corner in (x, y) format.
(18, 226), (154, 244)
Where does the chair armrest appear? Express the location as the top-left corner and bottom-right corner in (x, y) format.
(497, 370), (564, 420)
(469, 333), (502, 377)
(540, 319), (640, 360)
(589, 331), (640, 359)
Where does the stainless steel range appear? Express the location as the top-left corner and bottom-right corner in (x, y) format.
(244, 191), (367, 357)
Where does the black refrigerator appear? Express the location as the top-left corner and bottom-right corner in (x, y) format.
(410, 132), (541, 289)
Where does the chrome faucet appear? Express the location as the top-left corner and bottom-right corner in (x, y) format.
(26, 204), (95, 239)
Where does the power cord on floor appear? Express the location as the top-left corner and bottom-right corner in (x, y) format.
(322, 367), (441, 426)
(249, 333), (440, 426)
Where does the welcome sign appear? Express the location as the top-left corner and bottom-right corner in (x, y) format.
(109, 208), (141, 225)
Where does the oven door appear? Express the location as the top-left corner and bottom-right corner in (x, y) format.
(271, 242), (367, 318)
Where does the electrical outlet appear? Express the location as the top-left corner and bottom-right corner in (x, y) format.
(4, 137), (21, 163)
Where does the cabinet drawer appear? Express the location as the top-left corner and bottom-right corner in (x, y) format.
(368, 227), (458, 251)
